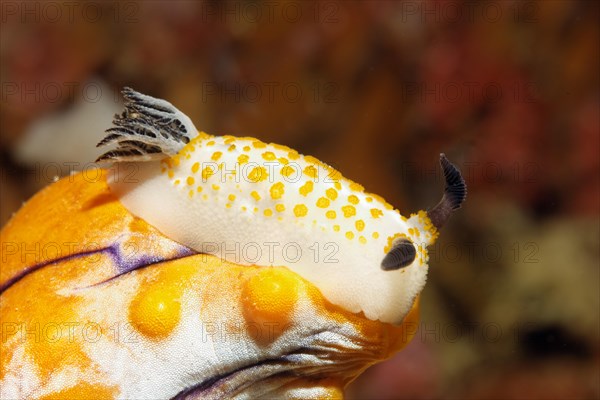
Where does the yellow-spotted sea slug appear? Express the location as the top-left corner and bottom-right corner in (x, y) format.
(0, 87), (466, 399)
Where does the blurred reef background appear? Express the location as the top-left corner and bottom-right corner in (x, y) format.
(1, 1), (598, 398)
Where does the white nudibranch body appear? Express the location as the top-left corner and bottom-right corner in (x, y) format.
(100, 88), (452, 325)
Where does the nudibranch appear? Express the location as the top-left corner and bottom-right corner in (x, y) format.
(0, 88), (465, 399)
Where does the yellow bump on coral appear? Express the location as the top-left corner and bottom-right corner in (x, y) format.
(241, 268), (299, 343)
(129, 283), (182, 340)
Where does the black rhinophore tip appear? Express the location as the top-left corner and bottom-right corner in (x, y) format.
(427, 153), (467, 229)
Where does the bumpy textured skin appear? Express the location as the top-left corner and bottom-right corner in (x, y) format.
(0, 171), (419, 399)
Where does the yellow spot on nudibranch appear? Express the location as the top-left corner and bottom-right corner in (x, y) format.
(238, 154), (250, 164)
(168, 170), (175, 179)
(346, 231), (355, 240)
(304, 165), (318, 179)
(372, 232), (380, 239)
(341, 205), (356, 218)
(174, 179), (180, 186)
(187, 176), (195, 186)
(228, 194), (236, 202)
(299, 181), (314, 196)
(243, 145), (251, 152)
(326, 210), (336, 219)
(333, 225), (340, 232)
(248, 166), (268, 182)
(281, 165), (296, 177)
(316, 197), (330, 208)
(202, 166), (215, 180)
(371, 193), (395, 210)
(294, 204), (308, 217)
(355, 220), (365, 231)
(275, 204), (286, 212)
(348, 195), (359, 205)
(211, 151), (222, 161)
(326, 188), (338, 200)
(264, 209), (273, 217)
(371, 208), (383, 219)
(262, 151), (276, 161)
(251, 191), (261, 201)
(191, 162), (200, 173)
(349, 182), (364, 192)
(359, 236), (367, 244)
(270, 182), (285, 199)
(212, 184), (220, 191)
(253, 141), (267, 149)
(228, 144), (236, 151)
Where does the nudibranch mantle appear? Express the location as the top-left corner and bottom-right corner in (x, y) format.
(99, 88), (466, 325)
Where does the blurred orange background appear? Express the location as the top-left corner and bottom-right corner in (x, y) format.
(1, 1), (598, 399)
